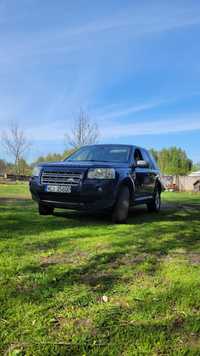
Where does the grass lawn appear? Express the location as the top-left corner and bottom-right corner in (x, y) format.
(0, 184), (200, 355)
(0, 183), (29, 198)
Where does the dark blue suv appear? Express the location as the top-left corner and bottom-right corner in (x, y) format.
(29, 144), (164, 223)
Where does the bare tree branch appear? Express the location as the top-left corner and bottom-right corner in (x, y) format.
(1, 122), (30, 174)
(65, 109), (99, 148)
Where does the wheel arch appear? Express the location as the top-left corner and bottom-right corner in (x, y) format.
(118, 177), (135, 201)
(156, 179), (162, 194)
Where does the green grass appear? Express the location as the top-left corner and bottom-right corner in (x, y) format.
(0, 182), (29, 198)
(0, 185), (200, 355)
(163, 191), (200, 205)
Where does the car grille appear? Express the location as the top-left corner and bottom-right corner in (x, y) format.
(41, 170), (83, 186)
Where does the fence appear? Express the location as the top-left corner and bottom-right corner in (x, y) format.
(0, 174), (30, 182)
(162, 175), (200, 192)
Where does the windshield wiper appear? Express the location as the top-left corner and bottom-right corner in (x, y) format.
(67, 159), (112, 163)
(67, 159), (120, 163)
(86, 159), (114, 162)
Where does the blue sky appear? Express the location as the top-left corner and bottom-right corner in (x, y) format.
(0, 0), (200, 163)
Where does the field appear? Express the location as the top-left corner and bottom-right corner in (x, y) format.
(0, 184), (200, 355)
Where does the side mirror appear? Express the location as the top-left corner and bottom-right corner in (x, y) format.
(136, 160), (149, 168)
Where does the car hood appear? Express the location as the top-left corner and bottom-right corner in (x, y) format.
(38, 160), (128, 169)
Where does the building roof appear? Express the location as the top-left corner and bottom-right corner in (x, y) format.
(188, 171), (200, 177)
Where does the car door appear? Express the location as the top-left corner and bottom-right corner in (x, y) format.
(141, 149), (156, 197)
(131, 148), (148, 200)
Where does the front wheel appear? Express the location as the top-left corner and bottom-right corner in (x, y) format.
(147, 188), (161, 213)
(38, 204), (54, 215)
(112, 186), (130, 224)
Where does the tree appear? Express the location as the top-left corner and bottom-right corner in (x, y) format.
(33, 153), (63, 164)
(66, 109), (99, 148)
(32, 149), (75, 166)
(62, 148), (76, 160)
(149, 148), (159, 162)
(149, 147), (192, 175)
(192, 162), (200, 172)
(1, 122), (30, 175)
(0, 159), (7, 174)
(18, 158), (32, 176)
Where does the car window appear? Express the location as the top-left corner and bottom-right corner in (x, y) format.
(148, 152), (159, 170)
(134, 149), (143, 163)
(141, 149), (152, 168)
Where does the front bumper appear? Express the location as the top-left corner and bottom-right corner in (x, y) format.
(29, 177), (117, 211)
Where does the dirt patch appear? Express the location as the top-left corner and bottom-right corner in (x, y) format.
(106, 253), (148, 269)
(52, 316), (95, 335)
(40, 251), (89, 267)
(119, 253), (149, 265)
(0, 196), (30, 204)
(74, 318), (93, 329)
(15, 281), (38, 293)
(40, 254), (72, 267)
(79, 271), (116, 287)
(187, 253), (200, 265)
(162, 252), (200, 265)
(108, 250), (200, 269)
(52, 316), (69, 328)
(184, 333), (200, 350)
(171, 315), (185, 329)
(108, 252), (165, 270)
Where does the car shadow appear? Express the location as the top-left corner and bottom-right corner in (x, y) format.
(53, 201), (200, 226)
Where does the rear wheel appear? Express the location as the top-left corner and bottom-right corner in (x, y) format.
(147, 188), (161, 212)
(38, 204), (54, 215)
(112, 186), (130, 224)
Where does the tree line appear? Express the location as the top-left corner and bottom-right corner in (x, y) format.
(0, 109), (199, 176)
(149, 148), (195, 175)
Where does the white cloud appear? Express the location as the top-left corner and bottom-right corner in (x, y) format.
(25, 113), (200, 143)
(102, 115), (200, 138)
(96, 99), (173, 122)
(1, 2), (200, 63)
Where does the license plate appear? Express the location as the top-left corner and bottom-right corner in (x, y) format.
(46, 185), (72, 193)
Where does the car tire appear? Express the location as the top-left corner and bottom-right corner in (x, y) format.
(38, 204), (54, 215)
(112, 186), (130, 224)
(147, 187), (161, 213)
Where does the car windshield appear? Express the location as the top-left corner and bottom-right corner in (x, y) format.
(65, 145), (131, 163)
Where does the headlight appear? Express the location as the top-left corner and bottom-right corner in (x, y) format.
(87, 168), (115, 179)
(32, 166), (41, 177)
